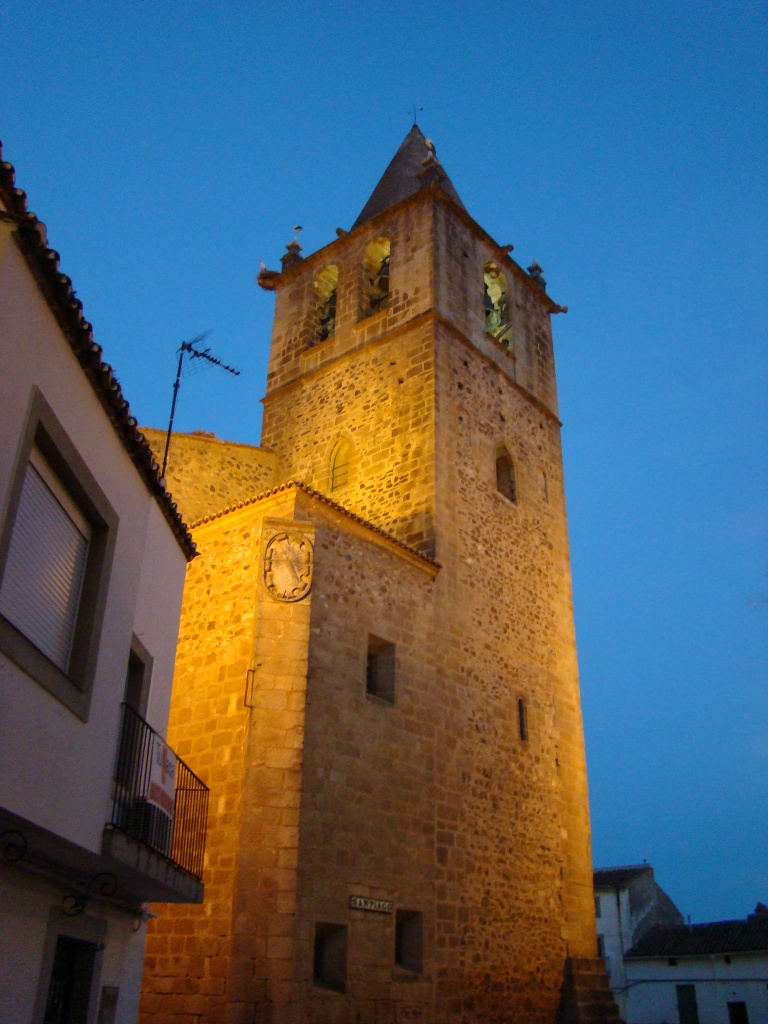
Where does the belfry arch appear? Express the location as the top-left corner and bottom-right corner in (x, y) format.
(484, 260), (511, 348)
(360, 237), (390, 319)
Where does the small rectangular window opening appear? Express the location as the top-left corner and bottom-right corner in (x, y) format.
(44, 935), (98, 1024)
(595, 895), (601, 918)
(123, 636), (153, 718)
(97, 986), (119, 1024)
(366, 635), (395, 703)
(676, 984), (699, 1024)
(0, 446), (91, 673)
(727, 1002), (749, 1024)
(517, 697), (528, 741)
(395, 910), (423, 973)
(596, 934), (606, 959)
(313, 923), (347, 993)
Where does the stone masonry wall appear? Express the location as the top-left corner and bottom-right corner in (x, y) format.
(432, 295), (596, 973)
(433, 199), (559, 415)
(264, 201), (434, 396)
(262, 318), (437, 556)
(291, 499), (440, 1024)
(142, 427), (277, 524)
(141, 185), (597, 1024)
(140, 488), (311, 1024)
(261, 200), (437, 556)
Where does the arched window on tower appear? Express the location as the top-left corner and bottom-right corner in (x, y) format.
(360, 238), (390, 319)
(484, 261), (511, 349)
(330, 438), (352, 492)
(312, 265), (338, 344)
(496, 445), (517, 503)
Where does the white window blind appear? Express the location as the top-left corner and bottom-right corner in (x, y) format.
(0, 447), (90, 672)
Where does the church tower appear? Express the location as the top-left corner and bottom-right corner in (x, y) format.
(140, 127), (616, 1024)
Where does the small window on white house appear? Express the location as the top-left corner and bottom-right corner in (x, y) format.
(0, 391), (117, 720)
(0, 446), (90, 673)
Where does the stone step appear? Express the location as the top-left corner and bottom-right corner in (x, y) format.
(558, 956), (625, 1024)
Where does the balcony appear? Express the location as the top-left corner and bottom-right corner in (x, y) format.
(102, 702), (209, 903)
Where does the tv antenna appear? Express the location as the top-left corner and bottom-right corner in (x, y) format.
(161, 331), (241, 479)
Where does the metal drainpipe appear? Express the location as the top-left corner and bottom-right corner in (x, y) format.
(615, 886), (626, 997)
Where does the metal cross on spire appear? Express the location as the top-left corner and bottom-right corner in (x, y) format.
(410, 105), (423, 125)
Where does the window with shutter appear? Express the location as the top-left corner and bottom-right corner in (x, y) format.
(0, 390), (118, 719)
(0, 447), (91, 672)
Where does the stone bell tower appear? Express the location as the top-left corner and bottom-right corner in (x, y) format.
(140, 126), (618, 1024)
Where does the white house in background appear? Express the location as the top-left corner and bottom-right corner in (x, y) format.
(624, 904), (768, 1024)
(594, 864), (684, 1018)
(0, 145), (208, 1024)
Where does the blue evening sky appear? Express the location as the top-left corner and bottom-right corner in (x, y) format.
(2, 1), (765, 924)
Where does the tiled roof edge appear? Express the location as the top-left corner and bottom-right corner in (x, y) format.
(0, 144), (196, 561)
(625, 918), (768, 958)
(191, 480), (440, 569)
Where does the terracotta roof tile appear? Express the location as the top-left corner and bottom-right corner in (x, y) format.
(626, 915), (768, 958)
(594, 865), (653, 890)
(191, 481), (440, 569)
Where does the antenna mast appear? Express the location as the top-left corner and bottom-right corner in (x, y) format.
(161, 332), (240, 479)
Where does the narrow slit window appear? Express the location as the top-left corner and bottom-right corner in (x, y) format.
(517, 697), (528, 741)
(330, 439), (351, 492)
(496, 446), (517, 503)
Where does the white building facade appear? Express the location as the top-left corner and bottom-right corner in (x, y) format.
(594, 865), (684, 1018)
(0, 147), (207, 1024)
(624, 907), (768, 1024)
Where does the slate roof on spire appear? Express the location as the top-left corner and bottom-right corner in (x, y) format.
(352, 125), (466, 229)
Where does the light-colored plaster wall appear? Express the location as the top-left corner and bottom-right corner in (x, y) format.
(0, 222), (189, 1024)
(626, 955), (768, 1024)
(0, 226), (184, 849)
(0, 872), (152, 1024)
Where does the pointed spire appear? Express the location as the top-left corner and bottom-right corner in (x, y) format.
(352, 126), (466, 229)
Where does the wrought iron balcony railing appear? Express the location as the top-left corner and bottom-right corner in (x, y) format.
(108, 702), (209, 880)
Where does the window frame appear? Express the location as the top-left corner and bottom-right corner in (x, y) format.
(0, 389), (118, 720)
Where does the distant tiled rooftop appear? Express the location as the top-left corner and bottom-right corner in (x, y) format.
(626, 909), (768, 958)
(594, 865), (653, 890)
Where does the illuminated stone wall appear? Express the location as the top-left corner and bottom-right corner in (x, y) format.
(261, 201), (437, 555)
(141, 427), (277, 524)
(140, 187), (598, 1024)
